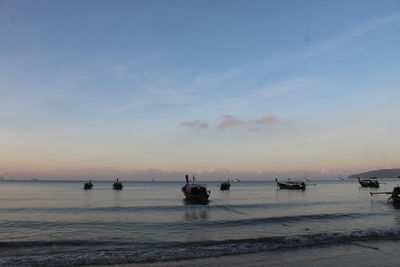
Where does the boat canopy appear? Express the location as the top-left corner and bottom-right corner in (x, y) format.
(183, 184), (207, 193)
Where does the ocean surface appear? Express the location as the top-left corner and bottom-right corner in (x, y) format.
(1, 179), (400, 266)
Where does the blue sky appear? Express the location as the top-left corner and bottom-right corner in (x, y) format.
(1, 0), (400, 180)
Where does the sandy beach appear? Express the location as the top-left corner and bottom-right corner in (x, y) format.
(111, 240), (400, 267)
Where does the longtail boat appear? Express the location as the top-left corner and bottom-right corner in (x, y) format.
(220, 179), (231, 191)
(358, 177), (379, 188)
(182, 175), (210, 203)
(83, 180), (93, 190)
(370, 186), (400, 205)
(113, 178), (123, 190)
(275, 178), (306, 190)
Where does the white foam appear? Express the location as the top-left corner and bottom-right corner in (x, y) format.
(2, 228), (400, 266)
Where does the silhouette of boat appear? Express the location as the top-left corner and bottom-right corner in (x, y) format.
(113, 178), (123, 190)
(83, 180), (93, 190)
(181, 175), (210, 203)
(275, 178), (306, 190)
(371, 186), (400, 205)
(220, 179), (231, 191)
(358, 177), (379, 188)
(389, 187), (400, 205)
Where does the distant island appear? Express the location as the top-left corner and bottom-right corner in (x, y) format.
(348, 168), (400, 179)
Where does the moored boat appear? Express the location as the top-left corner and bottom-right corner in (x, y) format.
(182, 175), (210, 203)
(83, 180), (93, 190)
(389, 187), (400, 205)
(275, 178), (306, 190)
(220, 179), (231, 191)
(371, 186), (400, 205)
(113, 178), (123, 190)
(358, 177), (379, 188)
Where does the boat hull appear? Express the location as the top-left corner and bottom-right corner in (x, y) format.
(358, 178), (379, 188)
(113, 183), (123, 190)
(392, 196), (400, 206)
(359, 182), (379, 188)
(181, 187), (209, 203)
(83, 183), (93, 190)
(277, 183), (305, 190)
(275, 178), (305, 190)
(220, 183), (230, 191)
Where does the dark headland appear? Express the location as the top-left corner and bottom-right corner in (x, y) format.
(348, 168), (400, 179)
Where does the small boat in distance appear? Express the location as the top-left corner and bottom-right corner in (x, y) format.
(113, 178), (123, 190)
(182, 175), (210, 203)
(220, 179), (231, 191)
(275, 178), (306, 190)
(84, 180), (93, 190)
(371, 186), (400, 205)
(358, 177), (379, 188)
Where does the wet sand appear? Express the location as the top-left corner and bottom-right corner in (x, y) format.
(108, 240), (400, 267)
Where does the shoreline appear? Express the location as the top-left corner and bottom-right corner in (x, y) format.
(104, 240), (400, 267)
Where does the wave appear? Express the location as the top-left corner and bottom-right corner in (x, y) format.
(0, 200), (357, 214)
(1, 228), (400, 266)
(0, 211), (384, 231)
(0, 240), (117, 249)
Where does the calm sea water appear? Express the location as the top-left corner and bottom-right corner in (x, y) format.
(1, 179), (400, 266)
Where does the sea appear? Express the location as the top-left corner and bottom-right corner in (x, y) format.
(1, 179), (400, 266)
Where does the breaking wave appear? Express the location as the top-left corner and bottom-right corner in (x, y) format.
(1, 228), (400, 266)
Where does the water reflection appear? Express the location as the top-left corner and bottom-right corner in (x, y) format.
(183, 209), (210, 221)
(275, 188), (307, 203)
(82, 189), (93, 208)
(391, 203), (400, 229)
(390, 200), (400, 210)
(182, 199), (209, 205)
(113, 190), (122, 207)
(359, 187), (380, 192)
(220, 190), (230, 202)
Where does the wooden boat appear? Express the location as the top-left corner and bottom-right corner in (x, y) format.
(358, 177), (379, 188)
(113, 178), (123, 190)
(371, 186), (400, 205)
(389, 187), (400, 205)
(182, 175), (210, 203)
(83, 180), (93, 190)
(220, 179), (231, 191)
(275, 178), (306, 190)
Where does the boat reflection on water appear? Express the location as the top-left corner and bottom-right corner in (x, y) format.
(183, 198), (209, 205)
(183, 209), (210, 221)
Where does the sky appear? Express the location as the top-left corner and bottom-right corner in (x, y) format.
(0, 0), (400, 180)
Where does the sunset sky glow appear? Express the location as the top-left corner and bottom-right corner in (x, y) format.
(1, 0), (400, 180)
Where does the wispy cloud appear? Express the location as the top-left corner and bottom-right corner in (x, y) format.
(306, 13), (400, 58)
(179, 120), (209, 129)
(218, 115), (280, 130)
(217, 115), (245, 128)
(258, 76), (318, 98)
(254, 116), (279, 125)
(179, 115), (280, 131)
